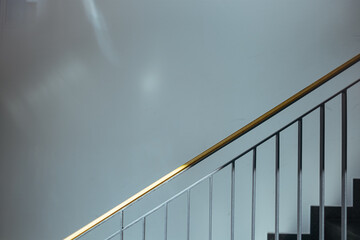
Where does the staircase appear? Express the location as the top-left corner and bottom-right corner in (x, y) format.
(64, 54), (360, 240)
(268, 179), (360, 240)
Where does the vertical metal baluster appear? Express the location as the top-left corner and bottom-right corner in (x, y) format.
(187, 190), (191, 240)
(341, 91), (348, 240)
(297, 119), (303, 240)
(164, 203), (168, 240)
(143, 217), (146, 240)
(120, 211), (124, 240)
(0, 0), (6, 43)
(319, 104), (325, 240)
(251, 148), (257, 240)
(209, 176), (213, 240)
(231, 161), (235, 240)
(275, 133), (280, 240)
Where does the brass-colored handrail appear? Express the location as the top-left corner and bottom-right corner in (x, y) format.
(64, 53), (360, 240)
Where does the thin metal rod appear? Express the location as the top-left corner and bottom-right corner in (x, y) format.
(105, 230), (121, 240)
(251, 148), (257, 240)
(275, 133), (280, 240)
(246, 78), (360, 153)
(341, 91), (348, 240)
(187, 190), (190, 240)
(297, 119), (303, 240)
(164, 204), (168, 240)
(231, 161), (235, 240)
(319, 104), (325, 240)
(143, 218), (146, 240)
(124, 168), (219, 230)
(0, 0), (7, 44)
(209, 176), (213, 240)
(64, 55), (360, 240)
(121, 211), (124, 240)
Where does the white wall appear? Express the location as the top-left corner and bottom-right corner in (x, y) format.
(0, 0), (359, 239)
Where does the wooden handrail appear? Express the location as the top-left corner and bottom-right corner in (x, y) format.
(64, 53), (360, 240)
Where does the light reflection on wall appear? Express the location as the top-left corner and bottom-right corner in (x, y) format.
(141, 64), (162, 97)
(82, 0), (119, 65)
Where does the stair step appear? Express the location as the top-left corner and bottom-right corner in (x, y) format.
(326, 218), (360, 240)
(267, 233), (311, 240)
(354, 179), (360, 209)
(267, 179), (360, 240)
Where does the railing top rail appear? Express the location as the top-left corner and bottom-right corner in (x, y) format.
(64, 53), (360, 240)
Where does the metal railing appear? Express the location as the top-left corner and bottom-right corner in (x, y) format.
(65, 53), (360, 240)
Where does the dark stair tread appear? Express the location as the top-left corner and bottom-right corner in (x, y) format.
(311, 205), (360, 237)
(267, 233), (311, 240)
(311, 205), (360, 219)
(354, 179), (360, 209)
(326, 218), (360, 240)
(267, 179), (360, 240)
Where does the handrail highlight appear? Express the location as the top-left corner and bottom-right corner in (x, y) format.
(64, 53), (360, 240)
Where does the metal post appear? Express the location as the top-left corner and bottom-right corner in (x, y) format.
(231, 161), (235, 240)
(251, 148), (257, 240)
(164, 204), (168, 240)
(187, 190), (190, 240)
(120, 211), (124, 240)
(341, 91), (348, 240)
(0, 0), (7, 43)
(143, 218), (146, 240)
(209, 176), (213, 240)
(297, 119), (303, 240)
(275, 133), (280, 240)
(319, 104), (325, 240)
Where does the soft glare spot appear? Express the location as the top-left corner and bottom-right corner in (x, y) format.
(142, 72), (160, 95)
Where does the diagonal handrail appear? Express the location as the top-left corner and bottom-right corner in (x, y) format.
(64, 53), (360, 240)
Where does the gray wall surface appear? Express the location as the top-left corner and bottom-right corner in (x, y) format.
(0, 0), (360, 239)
